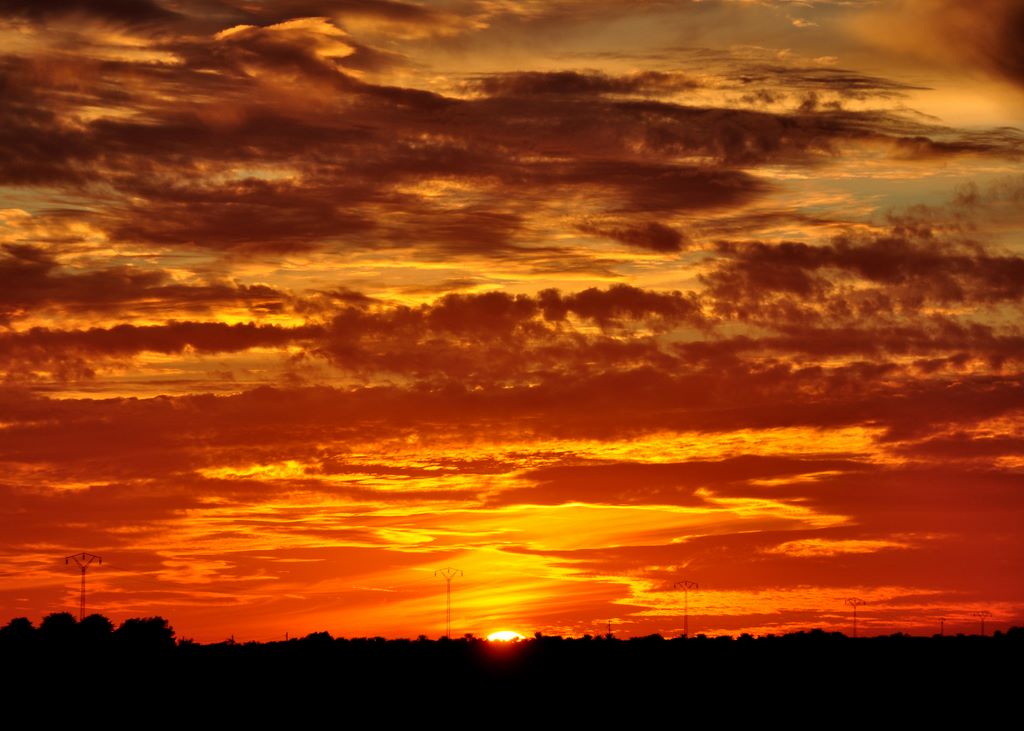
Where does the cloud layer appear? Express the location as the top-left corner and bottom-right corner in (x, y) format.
(0, 0), (1021, 641)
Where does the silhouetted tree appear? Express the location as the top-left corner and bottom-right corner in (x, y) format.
(0, 617), (35, 643)
(39, 612), (77, 643)
(115, 616), (175, 651)
(79, 613), (114, 642)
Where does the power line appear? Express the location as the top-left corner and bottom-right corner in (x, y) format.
(970, 610), (992, 636)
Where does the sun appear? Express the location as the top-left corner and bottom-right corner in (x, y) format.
(486, 630), (525, 642)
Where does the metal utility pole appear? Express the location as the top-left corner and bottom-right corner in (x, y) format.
(674, 580), (698, 637)
(939, 616), (946, 637)
(65, 553), (102, 621)
(434, 568), (462, 639)
(971, 610), (992, 636)
(844, 597), (866, 638)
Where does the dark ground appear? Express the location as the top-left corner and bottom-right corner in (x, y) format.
(1, 616), (1019, 720)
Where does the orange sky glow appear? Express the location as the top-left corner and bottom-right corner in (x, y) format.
(0, 0), (1022, 642)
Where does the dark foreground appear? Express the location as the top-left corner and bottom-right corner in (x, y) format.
(2, 618), (1021, 712)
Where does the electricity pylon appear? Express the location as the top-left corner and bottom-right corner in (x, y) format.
(434, 568), (462, 639)
(844, 597), (866, 638)
(65, 553), (102, 621)
(674, 579), (698, 637)
(971, 610), (992, 636)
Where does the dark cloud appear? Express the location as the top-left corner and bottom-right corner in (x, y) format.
(893, 433), (1024, 459)
(732, 65), (929, 100)
(674, 322), (1024, 367)
(471, 70), (699, 97)
(1, 16), (1017, 265)
(102, 179), (376, 254)
(0, 0), (178, 24)
(208, 0), (459, 29)
(894, 0), (1024, 87)
(0, 480), (198, 548)
(515, 505), (1021, 599)
(754, 466), (1024, 532)
(0, 281), (706, 382)
(327, 284), (705, 337)
(0, 321), (318, 362)
(0, 245), (286, 325)
(1, 369), (1020, 471)
(538, 285), (703, 327)
(334, 42), (409, 72)
(313, 286), (704, 382)
(576, 221), (688, 252)
(702, 232), (1024, 324)
(490, 456), (865, 507)
(0, 277), (699, 384)
(972, 1), (1024, 85)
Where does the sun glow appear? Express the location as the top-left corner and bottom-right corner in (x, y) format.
(487, 630), (525, 642)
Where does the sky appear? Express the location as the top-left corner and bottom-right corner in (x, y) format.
(1, 0), (1022, 642)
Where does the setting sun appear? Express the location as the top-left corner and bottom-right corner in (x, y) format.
(487, 631), (526, 642)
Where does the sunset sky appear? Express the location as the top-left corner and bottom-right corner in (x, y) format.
(1, 0), (1022, 642)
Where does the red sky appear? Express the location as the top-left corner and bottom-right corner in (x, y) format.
(1, 0), (1022, 642)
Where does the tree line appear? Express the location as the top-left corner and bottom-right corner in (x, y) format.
(0, 612), (174, 650)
